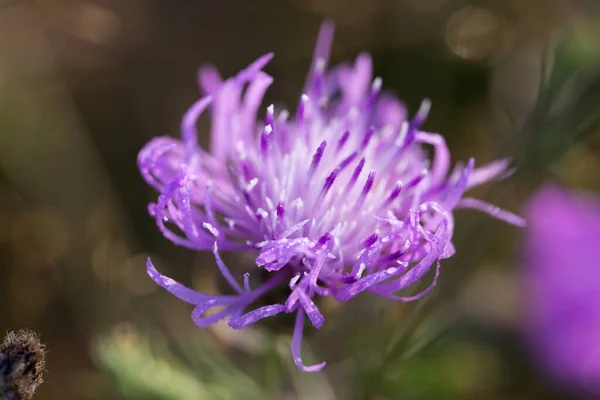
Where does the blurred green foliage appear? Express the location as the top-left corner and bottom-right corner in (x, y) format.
(517, 16), (600, 178)
(87, 326), (267, 400)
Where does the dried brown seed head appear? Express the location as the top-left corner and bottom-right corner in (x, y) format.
(0, 329), (46, 400)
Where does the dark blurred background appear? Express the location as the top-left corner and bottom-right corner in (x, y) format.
(1, 1), (600, 399)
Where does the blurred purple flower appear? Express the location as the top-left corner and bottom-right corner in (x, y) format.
(523, 183), (600, 395)
(138, 22), (524, 371)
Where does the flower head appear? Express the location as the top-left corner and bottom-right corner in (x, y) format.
(139, 22), (524, 371)
(523, 183), (600, 395)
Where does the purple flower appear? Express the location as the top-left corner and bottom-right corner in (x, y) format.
(138, 22), (524, 372)
(523, 183), (600, 395)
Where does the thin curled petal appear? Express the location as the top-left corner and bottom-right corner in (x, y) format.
(152, 206), (212, 250)
(210, 81), (240, 158)
(146, 258), (233, 305)
(181, 96), (213, 146)
(374, 93), (407, 129)
(416, 132), (450, 187)
(243, 273), (251, 292)
(375, 259), (441, 301)
(335, 266), (404, 301)
(304, 20), (335, 94)
(228, 304), (286, 329)
(212, 242), (245, 294)
(198, 65), (223, 95)
(235, 53), (274, 84)
(458, 197), (527, 227)
(138, 137), (183, 190)
(375, 217), (448, 293)
(178, 177), (201, 241)
(241, 72), (273, 127)
(444, 158), (475, 209)
(192, 299), (238, 328)
(298, 289), (325, 329)
(467, 158), (513, 189)
(291, 309), (326, 372)
(151, 174), (218, 250)
(338, 53), (373, 108)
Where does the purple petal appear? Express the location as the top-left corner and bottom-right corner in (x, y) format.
(198, 65), (223, 95)
(416, 132), (450, 187)
(212, 241), (245, 294)
(338, 52), (373, 108)
(177, 177), (201, 241)
(335, 266), (404, 302)
(228, 304), (286, 329)
(240, 71), (273, 133)
(457, 197), (526, 227)
(181, 96), (213, 146)
(375, 260), (441, 301)
(243, 273), (251, 292)
(192, 298), (238, 328)
(374, 93), (407, 129)
(210, 81), (243, 159)
(374, 216), (447, 294)
(444, 158), (474, 209)
(152, 204), (211, 250)
(467, 158), (512, 189)
(298, 289), (325, 329)
(304, 20), (335, 95)
(147, 258), (231, 305)
(137, 137), (183, 190)
(291, 309), (326, 372)
(235, 53), (274, 85)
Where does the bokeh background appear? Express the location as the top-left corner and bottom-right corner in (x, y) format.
(1, 1), (600, 399)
